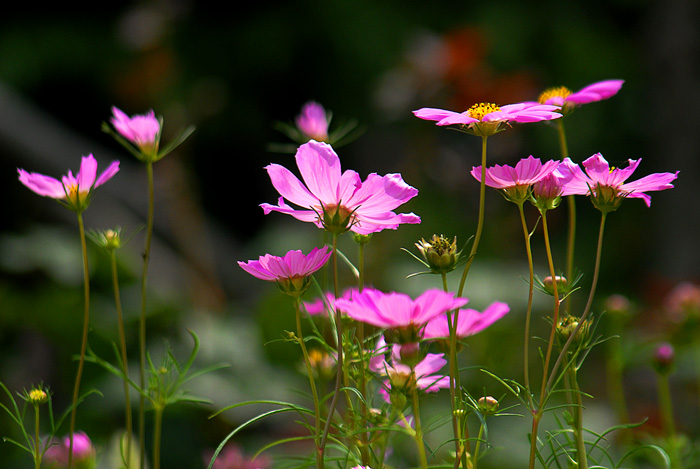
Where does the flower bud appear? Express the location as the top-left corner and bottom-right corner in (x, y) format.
(415, 234), (459, 274)
(28, 388), (48, 406)
(543, 275), (568, 296)
(477, 396), (499, 416)
(556, 315), (590, 349)
(653, 342), (675, 375)
(397, 342), (424, 368)
(44, 432), (96, 469)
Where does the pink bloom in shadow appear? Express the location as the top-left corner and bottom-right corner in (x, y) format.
(18, 154), (120, 212)
(296, 101), (330, 142)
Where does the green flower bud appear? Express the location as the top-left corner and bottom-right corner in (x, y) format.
(415, 234), (459, 274)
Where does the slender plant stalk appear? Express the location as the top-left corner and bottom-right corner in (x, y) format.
(556, 119), (576, 316)
(138, 161), (155, 469)
(356, 242), (371, 465)
(517, 202), (537, 411)
(152, 407), (163, 469)
(528, 210), (561, 469)
(110, 250), (132, 467)
(294, 299), (324, 469)
(472, 421), (486, 469)
(657, 372), (679, 468)
(569, 364), (588, 469)
(33, 403), (41, 469)
(319, 233), (342, 464)
(546, 212), (608, 393)
(68, 212), (91, 469)
(410, 373), (429, 469)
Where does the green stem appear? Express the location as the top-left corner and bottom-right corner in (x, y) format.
(356, 242), (371, 465)
(517, 202), (537, 411)
(319, 234), (341, 464)
(110, 250), (132, 468)
(33, 404), (41, 469)
(658, 373), (679, 468)
(569, 364), (588, 469)
(472, 421), (485, 469)
(411, 374), (428, 469)
(294, 300), (324, 469)
(152, 407), (163, 469)
(556, 119), (575, 316)
(68, 212), (91, 469)
(139, 161), (155, 469)
(546, 212), (607, 393)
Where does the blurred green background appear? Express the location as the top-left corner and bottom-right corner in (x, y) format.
(1, 1), (698, 467)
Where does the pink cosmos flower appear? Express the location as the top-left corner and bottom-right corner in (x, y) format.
(422, 301), (510, 340)
(261, 140), (420, 235)
(558, 153), (678, 209)
(413, 101), (561, 136)
(204, 444), (270, 469)
(18, 154), (120, 213)
(238, 246), (331, 281)
(44, 432), (96, 468)
(296, 101), (330, 142)
(303, 288), (358, 316)
(539, 80), (624, 107)
(335, 288), (468, 343)
(471, 156), (560, 190)
(110, 106), (161, 152)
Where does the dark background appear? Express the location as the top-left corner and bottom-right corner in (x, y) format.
(0, 1), (698, 467)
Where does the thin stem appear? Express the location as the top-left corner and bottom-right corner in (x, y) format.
(411, 376), (428, 469)
(110, 250), (132, 468)
(356, 242), (371, 465)
(569, 364), (588, 469)
(152, 407), (163, 469)
(546, 212), (607, 392)
(68, 212), (91, 469)
(517, 202), (536, 411)
(319, 234), (341, 463)
(556, 119), (575, 316)
(657, 373), (679, 468)
(472, 421), (485, 469)
(294, 300), (324, 469)
(33, 404), (41, 469)
(537, 210), (561, 403)
(138, 161), (155, 469)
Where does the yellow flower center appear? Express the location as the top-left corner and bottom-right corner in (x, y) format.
(29, 389), (48, 405)
(467, 102), (501, 121)
(538, 86), (572, 104)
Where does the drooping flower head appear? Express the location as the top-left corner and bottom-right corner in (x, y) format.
(538, 79), (624, 116)
(44, 432), (96, 469)
(261, 140), (420, 235)
(558, 153), (678, 212)
(18, 154), (120, 213)
(238, 246), (332, 298)
(335, 288), (468, 343)
(413, 101), (561, 137)
(296, 101), (330, 142)
(470, 155), (560, 204)
(110, 106), (161, 159)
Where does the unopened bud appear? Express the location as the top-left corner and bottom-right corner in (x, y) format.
(543, 275), (568, 296)
(477, 396), (499, 416)
(28, 388), (48, 406)
(415, 234), (459, 274)
(653, 342), (675, 375)
(556, 315), (590, 348)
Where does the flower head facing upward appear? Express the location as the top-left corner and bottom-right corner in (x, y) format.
(18, 154), (120, 213)
(110, 106), (161, 159)
(261, 140), (420, 235)
(296, 101), (330, 142)
(335, 288), (468, 343)
(238, 246), (332, 297)
(538, 79), (624, 116)
(44, 432), (96, 469)
(558, 153), (678, 212)
(413, 101), (561, 137)
(471, 155), (560, 204)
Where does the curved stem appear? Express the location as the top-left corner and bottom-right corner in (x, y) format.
(138, 161), (155, 469)
(110, 250), (132, 467)
(538, 210), (561, 404)
(556, 119), (575, 316)
(68, 212), (90, 469)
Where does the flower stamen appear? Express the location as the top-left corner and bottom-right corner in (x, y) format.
(467, 102), (501, 121)
(538, 86), (572, 104)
